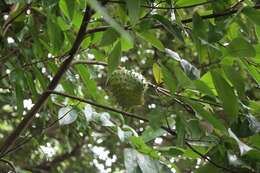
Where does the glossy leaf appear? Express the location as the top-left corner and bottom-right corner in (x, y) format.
(47, 17), (64, 54)
(87, 0), (133, 46)
(58, 106), (78, 126)
(75, 64), (97, 99)
(153, 15), (184, 42)
(211, 70), (239, 122)
(243, 7), (260, 26)
(226, 37), (256, 58)
(59, 0), (75, 20)
(99, 28), (119, 47)
(223, 65), (245, 98)
(137, 32), (164, 51)
(125, 0), (141, 25)
(161, 65), (177, 93)
(108, 40), (122, 74)
(153, 63), (163, 84)
(186, 100), (227, 133)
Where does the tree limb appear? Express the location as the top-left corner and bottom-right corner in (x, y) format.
(47, 90), (239, 173)
(85, 4), (260, 35)
(107, 0), (216, 10)
(0, 5), (94, 156)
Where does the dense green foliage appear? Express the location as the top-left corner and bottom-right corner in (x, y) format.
(0, 0), (260, 172)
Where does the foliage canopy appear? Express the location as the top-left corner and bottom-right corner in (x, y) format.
(0, 0), (260, 172)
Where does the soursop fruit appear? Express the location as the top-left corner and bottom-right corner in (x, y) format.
(109, 68), (147, 108)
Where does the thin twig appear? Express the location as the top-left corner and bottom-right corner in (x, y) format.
(72, 60), (108, 66)
(47, 91), (240, 172)
(85, 4), (260, 35)
(47, 90), (148, 122)
(0, 102), (79, 158)
(185, 142), (238, 173)
(107, 0), (216, 10)
(0, 4), (94, 156)
(1, 4), (31, 36)
(0, 159), (16, 173)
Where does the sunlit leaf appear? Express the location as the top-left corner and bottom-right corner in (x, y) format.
(58, 106), (78, 126)
(87, 0), (133, 46)
(226, 37), (256, 58)
(137, 32), (164, 51)
(153, 63), (163, 84)
(108, 40), (121, 74)
(125, 0), (141, 25)
(211, 70), (239, 122)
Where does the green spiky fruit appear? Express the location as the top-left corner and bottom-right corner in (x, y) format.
(109, 68), (147, 108)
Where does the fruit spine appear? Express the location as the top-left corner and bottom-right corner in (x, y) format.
(109, 68), (147, 108)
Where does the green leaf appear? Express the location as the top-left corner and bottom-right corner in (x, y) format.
(176, 0), (206, 6)
(183, 146), (209, 159)
(58, 106), (78, 126)
(231, 114), (260, 138)
(243, 7), (260, 26)
(57, 16), (71, 31)
(141, 127), (165, 142)
(129, 136), (159, 159)
(99, 28), (119, 47)
(87, 0), (133, 46)
(223, 65), (245, 98)
(72, 10), (83, 29)
(242, 149), (260, 163)
(165, 49), (200, 80)
(192, 12), (207, 40)
(211, 70), (239, 123)
(195, 163), (221, 173)
(61, 80), (75, 95)
(179, 59), (200, 80)
(226, 37), (256, 58)
(47, 17), (64, 54)
(188, 119), (203, 139)
(161, 65), (177, 93)
(186, 100), (227, 133)
(15, 81), (23, 116)
(153, 63), (163, 84)
(176, 115), (185, 146)
(124, 148), (175, 173)
(33, 67), (48, 90)
(158, 146), (185, 157)
(118, 126), (131, 142)
(242, 60), (260, 85)
(174, 65), (193, 89)
(153, 14), (184, 43)
(125, 0), (141, 25)
(25, 72), (38, 99)
(59, 0), (75, 20)
(228, 128), (252, 155)
(137, 31), (164, 51)
(108, 40), (121, 74)
(124, 148), (142, 173)
(148, 109), (163, 130)
(194, 80), (215, 97)
(121, 36), (134, 51)
(75, 64), (97, 99)
(99, 112), (115, 127)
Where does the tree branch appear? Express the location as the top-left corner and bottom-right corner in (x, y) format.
(36, 142), (84, 171)
(107, 0), (216, 10)
(0, 159), (16, 173)
(22, 138), (85, 172)
(0, 5), (94, 156)
(85, 4), (260, 35)
(47, 90), (238, 173)
(1, 3), (31, 36)
(47, 90), (148, 122)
